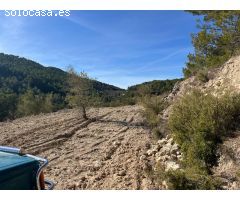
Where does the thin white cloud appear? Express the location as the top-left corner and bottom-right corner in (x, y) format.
(137, 47), (191, 72)
(62, 15), (105, 35)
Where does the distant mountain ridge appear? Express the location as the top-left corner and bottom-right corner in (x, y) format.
(0, 53), (123, 95)
(128, 79), (182, 96)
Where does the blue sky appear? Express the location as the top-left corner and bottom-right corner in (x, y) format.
(0, 11), (198, 89)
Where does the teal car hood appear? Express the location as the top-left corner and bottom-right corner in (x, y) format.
(0, 151), (39, 190)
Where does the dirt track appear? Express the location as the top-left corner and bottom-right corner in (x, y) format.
(0, 105), (156, 189)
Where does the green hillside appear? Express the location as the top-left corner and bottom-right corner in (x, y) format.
(0, 53), (122, 95)
(128, 79), (182, 95)
(0, 53), (124, 121)
(109, 79), (182, 106)
(0, 53), (181, 121)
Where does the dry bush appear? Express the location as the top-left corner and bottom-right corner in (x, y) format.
(166, 89), (240, 189)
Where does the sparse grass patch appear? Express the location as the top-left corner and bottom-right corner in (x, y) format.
(140, 95), (167, 129)
(163, 169), (222, 190)
(148, 162), (222, 189)
(153, 162), (222, 189)
(140, 95), (169, 140)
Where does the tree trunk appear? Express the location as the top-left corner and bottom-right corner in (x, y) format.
(81, 106), (88, 120)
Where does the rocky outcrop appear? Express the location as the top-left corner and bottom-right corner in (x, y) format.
(170, 55), (240, 100)
(163, 55), (240, 119)
(205, 57), (240, 94)
(145, 136), (182, 173)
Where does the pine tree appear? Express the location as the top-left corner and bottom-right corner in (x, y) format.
(184, 11), (240, 77)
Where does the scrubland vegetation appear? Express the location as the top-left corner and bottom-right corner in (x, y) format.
(167, 90), (240, 189)
(141, 11), (240, 189)
(142, 89), (240, 189)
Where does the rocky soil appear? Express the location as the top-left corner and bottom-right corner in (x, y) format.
(143, 136), (182, 189)
(213, 130), (240, 189)
(0, 105), (160, 190)
(166, 55), (240, 105)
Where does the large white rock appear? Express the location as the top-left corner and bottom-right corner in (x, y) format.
(165, 161), (180, 171)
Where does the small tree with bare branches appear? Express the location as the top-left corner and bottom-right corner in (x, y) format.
(66, 67), (99, 120)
